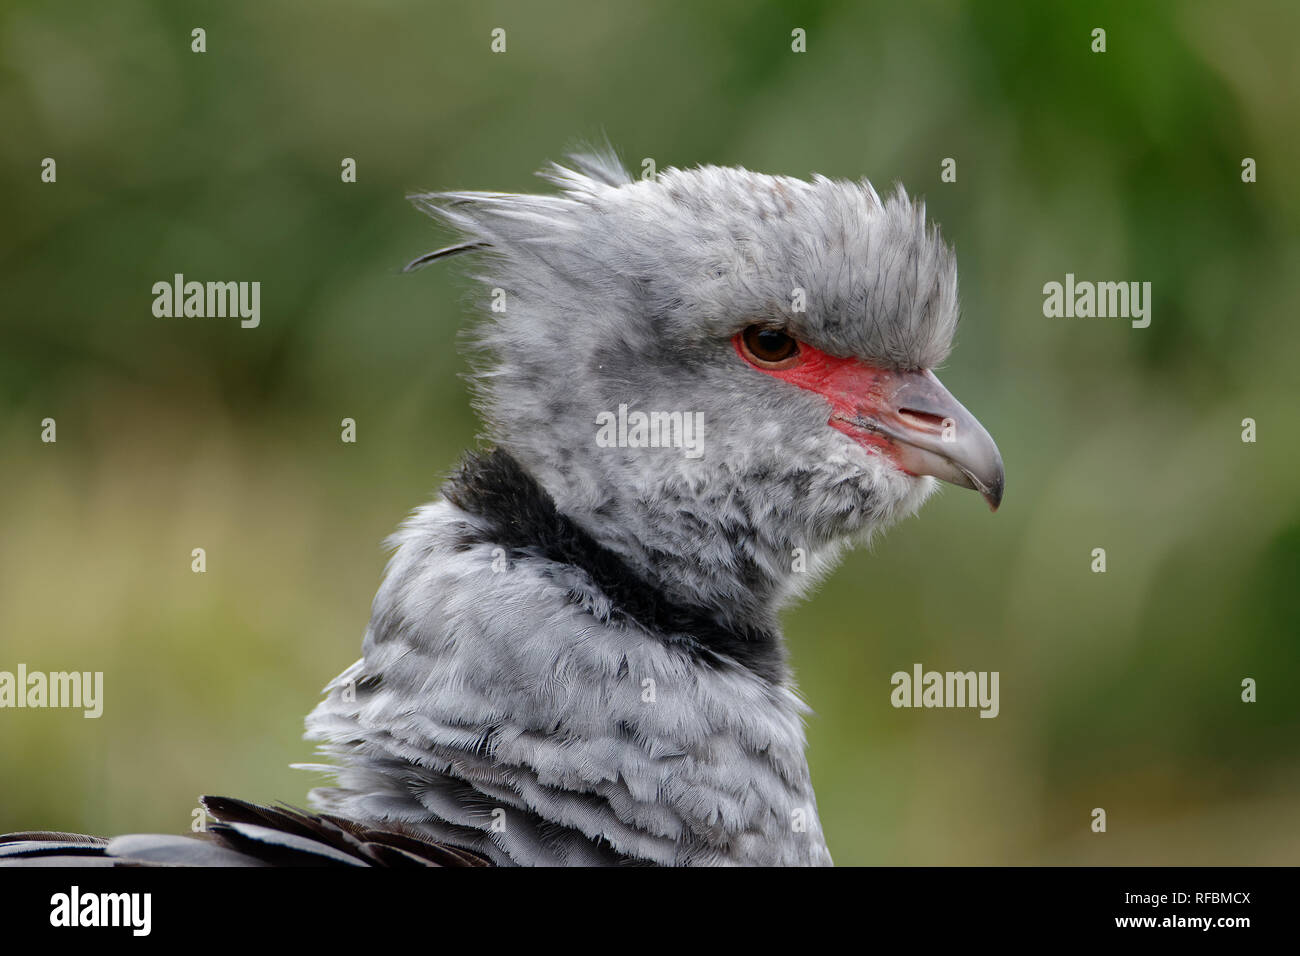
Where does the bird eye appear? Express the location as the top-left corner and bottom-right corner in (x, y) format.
(739, 326), (801, 368)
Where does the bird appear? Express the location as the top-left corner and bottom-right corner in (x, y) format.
(1, 147), (1002, 867)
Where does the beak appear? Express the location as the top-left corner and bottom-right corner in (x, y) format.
(831, 367), (1005, 511)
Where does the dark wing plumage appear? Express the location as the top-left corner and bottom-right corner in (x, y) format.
(0, 795), (491, 867)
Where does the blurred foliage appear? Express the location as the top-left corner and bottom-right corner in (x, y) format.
(1, 0), (1298, 863)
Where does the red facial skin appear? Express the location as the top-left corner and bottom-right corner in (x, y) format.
(731, 333), (908, 468)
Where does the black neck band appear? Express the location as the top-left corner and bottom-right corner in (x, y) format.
(443, 449), (785, 684)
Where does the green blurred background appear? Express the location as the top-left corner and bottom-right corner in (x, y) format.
(2, 0), (1298, 864)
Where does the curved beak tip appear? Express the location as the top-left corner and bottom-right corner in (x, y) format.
(883, 371), (1005, 514)
(982, 475), (1004, 512)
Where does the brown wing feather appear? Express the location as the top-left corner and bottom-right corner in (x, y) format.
(200, 795), (492, 867)
(0, 798), (491, 867)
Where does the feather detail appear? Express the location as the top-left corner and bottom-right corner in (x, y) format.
(0, 796), (491, 867)
(402, 240), (489, 273)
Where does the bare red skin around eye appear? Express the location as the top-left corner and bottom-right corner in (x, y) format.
(731, 333), (902, 463)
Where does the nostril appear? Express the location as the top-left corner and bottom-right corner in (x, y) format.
(897, 408), (947, 432)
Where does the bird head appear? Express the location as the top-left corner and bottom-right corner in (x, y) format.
(410, 149), (1003, 630)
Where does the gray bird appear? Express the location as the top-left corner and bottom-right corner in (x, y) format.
(2, 149), (1002, 867)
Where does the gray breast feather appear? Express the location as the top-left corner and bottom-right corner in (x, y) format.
(302, 500), (833, 866)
